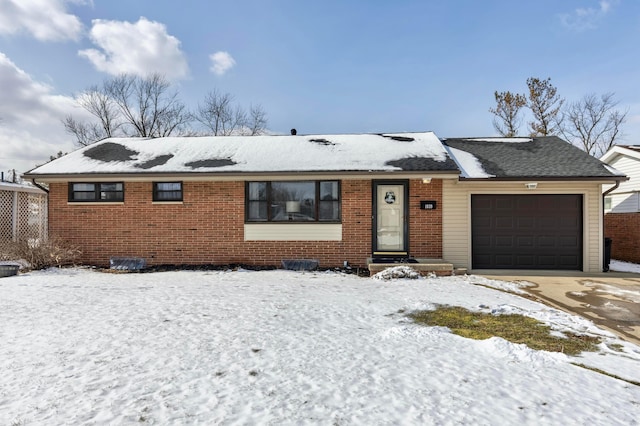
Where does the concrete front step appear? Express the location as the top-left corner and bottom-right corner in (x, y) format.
(367, 258), (461, 277)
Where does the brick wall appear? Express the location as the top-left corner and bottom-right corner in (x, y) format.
(408, 179), (443, 258)
(49, 179), (443, 268)
(604, 212), (640, 263)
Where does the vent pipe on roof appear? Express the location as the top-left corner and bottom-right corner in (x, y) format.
(290, 128), (297, 135)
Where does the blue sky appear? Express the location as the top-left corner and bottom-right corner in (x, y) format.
(1, 0), (639, 174)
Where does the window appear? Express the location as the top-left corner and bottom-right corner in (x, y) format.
(604, 196), (612, 210)
(69, 182), (124, 202)
(153, 182), (183, 201)
(246, 181), (340, 222)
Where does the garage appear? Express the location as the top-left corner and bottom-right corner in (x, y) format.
(471, 194), (583, 270)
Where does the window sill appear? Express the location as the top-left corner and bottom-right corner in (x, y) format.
(152, 201), (184, 205)
(67, 202), (124, 205)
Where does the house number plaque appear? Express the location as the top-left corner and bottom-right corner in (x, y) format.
(420, 200), (437, 210)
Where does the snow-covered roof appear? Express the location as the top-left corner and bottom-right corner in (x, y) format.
(0, 181), (46, 194)
(26, 132), (460, 177)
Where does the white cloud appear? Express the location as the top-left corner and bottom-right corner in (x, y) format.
(78, 17), (189, 80)
(0, 0), (85, 41)
(559, 0), (616, 31)
(210, 51), (236, 76)
(0, 52), (82, 174)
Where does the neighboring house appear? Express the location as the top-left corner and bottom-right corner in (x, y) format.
(24, 133), (623, 272)
(600, 145), (640, 263)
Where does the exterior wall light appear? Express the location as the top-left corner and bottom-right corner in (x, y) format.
(422, 178), (432, 184)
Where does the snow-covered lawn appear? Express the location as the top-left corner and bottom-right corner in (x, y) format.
(1, 268), (640, 425)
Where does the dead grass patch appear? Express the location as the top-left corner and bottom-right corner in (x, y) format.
(408, 306), (601, 356)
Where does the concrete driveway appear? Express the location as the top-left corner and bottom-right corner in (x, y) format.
(475, 270), (640, 345)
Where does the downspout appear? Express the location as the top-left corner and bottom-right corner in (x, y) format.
(603, 180), (620, 198)
(31, 179), (49, 194)
(602, 180), (621, 272)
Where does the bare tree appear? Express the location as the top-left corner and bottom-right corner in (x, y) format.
(247, 104), (268, 136)
(489, 91), (527, 137)
(195, 89), (268, 136)
(64, 73), (191, 146)
(526, 77), (564, 136)
(106, 74), (190, 138)
(560, 93), (627, 157)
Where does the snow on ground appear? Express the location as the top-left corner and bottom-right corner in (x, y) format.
(1, 268), (640, 425)
(611, 259), (640, 274)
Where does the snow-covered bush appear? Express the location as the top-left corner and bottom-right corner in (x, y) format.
(373, 266), (421, 280)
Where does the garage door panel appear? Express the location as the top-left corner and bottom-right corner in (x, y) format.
(495, 254), (515, 267)
(559, 236), (579, 247)
(537, 255), (558, 268)
(516, 255), (536, 267)
(538, 236), (556, 247)
(496, 198), (514, 209)
(495, 236), (513, 247)
(472, 195), (582, 270)
(559, 217), (580, 228)
(517, 217), (535, 228)
(559, 255), (579, 266)
(517, 236), (534, 246)
(538, 217), (557, 228)
(517, 197), (537, 209)
(495, 216), (514, 229)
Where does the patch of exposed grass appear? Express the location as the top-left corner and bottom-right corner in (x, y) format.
(573, 363), (640, 387)
(408, 306), (601, 356)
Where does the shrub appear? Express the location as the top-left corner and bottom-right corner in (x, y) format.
(0, 237), (82, 270)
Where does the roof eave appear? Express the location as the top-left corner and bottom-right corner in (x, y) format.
(457, 176), (628, 182)
(25, 169), (462, 182)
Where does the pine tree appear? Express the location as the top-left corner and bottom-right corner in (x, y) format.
(489, 91), (527, 137)
(526, 77), (564, 136)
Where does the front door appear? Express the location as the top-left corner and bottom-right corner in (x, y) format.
(373, 181), (408, 257)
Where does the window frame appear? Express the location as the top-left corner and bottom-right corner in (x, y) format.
(245, 180), (341, 223)
(68, 182), (124, 202)
(153, 181), (183, 202)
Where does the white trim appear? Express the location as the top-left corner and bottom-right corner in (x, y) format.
(601, 145), (640, 163)
(245, 223), (342, 241)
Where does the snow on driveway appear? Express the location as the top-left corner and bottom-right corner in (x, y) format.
(1, 268), (639, 425)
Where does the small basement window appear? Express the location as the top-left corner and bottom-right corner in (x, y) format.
(246, 181), (341, 222)
(69, 182), (124, 202)
(153, 182), (183, 202)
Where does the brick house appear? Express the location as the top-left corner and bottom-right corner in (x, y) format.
(601, 145), (640, 263)
(24, 133), (623, 272)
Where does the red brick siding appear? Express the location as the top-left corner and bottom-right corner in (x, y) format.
(408, 179), (443, 258)
(49, 179), (443, 267)
(604, 212), (640, 263)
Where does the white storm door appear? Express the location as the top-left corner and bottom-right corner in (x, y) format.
(374, 182), (408, 254)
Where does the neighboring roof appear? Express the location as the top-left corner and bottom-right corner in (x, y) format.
(25, 132), (460, 178)
(443, 136), (625, 180)
(600, 144), (640, 163)
(0, 181), (46, 194)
